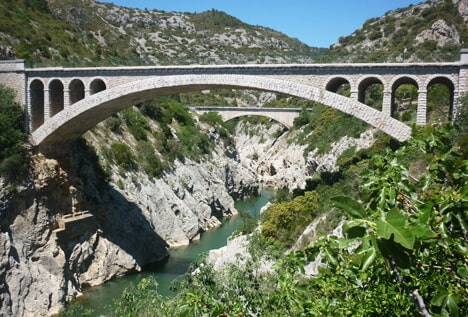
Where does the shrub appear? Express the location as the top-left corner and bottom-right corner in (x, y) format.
(0, 85), (28, 178)
(137, 141), (165, 177)
(293, 106), (311, 128)
(110, 143), (135, 170)
(261, 191), (320, 247)
(122, 108), (150, 140)
(199, 111), (224, 127)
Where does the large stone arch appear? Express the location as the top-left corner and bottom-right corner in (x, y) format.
(31, 75), (412, 147)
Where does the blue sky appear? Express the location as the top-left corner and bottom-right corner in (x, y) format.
(100, 0), (421, 48)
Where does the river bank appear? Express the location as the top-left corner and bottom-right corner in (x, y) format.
(75, 188), (276, 316)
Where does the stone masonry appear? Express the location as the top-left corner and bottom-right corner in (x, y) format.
(0, 50), (466, 146)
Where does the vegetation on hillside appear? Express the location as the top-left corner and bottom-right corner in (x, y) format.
(90, 96), (233, 180)
(329, 0), (468, 62)
(0, 0), (109, 63)
(0, 0), (324, 66)
(0, 85), (28, 178)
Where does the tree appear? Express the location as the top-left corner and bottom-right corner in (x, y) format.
(0, 85), (28, 178)
(320, 128), (468, 316)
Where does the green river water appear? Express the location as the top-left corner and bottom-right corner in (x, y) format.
(77, 188), (275, 316)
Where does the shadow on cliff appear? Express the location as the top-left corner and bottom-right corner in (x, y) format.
(43, 139), (169, 267)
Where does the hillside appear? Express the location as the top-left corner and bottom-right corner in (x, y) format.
(1, 0), (467, 66)
(0, 0), (325, 66)
(329, 0), (468, 62)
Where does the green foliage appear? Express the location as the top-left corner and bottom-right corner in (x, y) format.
(294, 104), (368, 154)
(59, 303), (93, 317)
(452, 95), (468, 158)
(293, 106), (312, 128)
(109, 142), (135, 170)
(190, 9), (246, 31)
(136, 141), (165, 178)
(321, 128), (468, 316)
(427, 83), (451, 125)
(199, 111), (224, 127)
(122, 108), (150, 141)
(104, 115), (122, 133)
(0, 85), (28, 178)
(261, 191), (320, 247)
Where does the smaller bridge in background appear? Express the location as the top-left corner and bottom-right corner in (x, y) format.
(192, 107), (304, 128)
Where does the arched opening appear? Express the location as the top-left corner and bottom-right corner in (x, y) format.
(391, 77), (418, 124)
(69, 79), (85, 105)
(90, 79), (106, 95)
(49, 79), (64, 117)
(358, 77), (384, 111)
(427, 77), (455, 125)
(30, 80), (44, 131)
(325, 77), (350, 97)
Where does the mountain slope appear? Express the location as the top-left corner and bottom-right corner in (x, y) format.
(0, 0), (325, 66)
(330, 0), (468, 62)
(1, 0), (467, 65)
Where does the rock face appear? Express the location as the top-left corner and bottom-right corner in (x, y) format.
(415, 19), (461, 47)
(455, 0), (468, 21)
(1, 112), (374, 316)
(0, 131), (258, 316)
(114, 151), (258, 248)
(235, 121), (376, 190)
(0, 150), (170, 316)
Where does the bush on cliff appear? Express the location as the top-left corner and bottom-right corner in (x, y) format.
(0, 85), (28, 178)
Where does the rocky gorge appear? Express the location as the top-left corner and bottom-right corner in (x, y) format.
(0, 106), (377, 316)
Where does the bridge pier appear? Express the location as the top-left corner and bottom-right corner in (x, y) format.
(64, 89), (70, 108)
(44, 88), (51, 120)
(417, 90), (428, 126)
(382, 90), (392, 117)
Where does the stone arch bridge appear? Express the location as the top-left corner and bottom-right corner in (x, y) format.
(193, 107), (305, 128)
(0, 50), (466, 148)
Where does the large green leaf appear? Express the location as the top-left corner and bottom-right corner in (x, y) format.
(360, 247), (377, 271)
(376, 209), (414, 250)
(331, 196), (366, 219)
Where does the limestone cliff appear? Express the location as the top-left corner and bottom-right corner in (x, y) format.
(0, 125), (258, 316)
(234, 120), (375, 190)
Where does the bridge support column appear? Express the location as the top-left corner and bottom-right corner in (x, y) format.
(350, 90), (358, 101)
(452, 90), (461, 121)
(64, 89), (70, 108)
(382, 90), (392, 116)
(27, 89), (33, 133)
(84, 88), (91, 98)
(44, 89), (51, 120)
(416, 90), (427, 125)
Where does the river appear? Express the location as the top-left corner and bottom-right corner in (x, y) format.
(77, 188), (275, 316)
